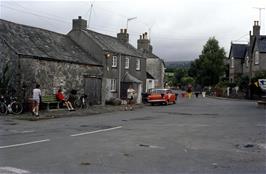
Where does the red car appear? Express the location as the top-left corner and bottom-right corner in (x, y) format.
(147, 89), (176, 105)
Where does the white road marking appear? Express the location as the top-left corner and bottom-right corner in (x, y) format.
(70, 126), (122, 137)
(0, 139), (50, 149)
(0, 166), (30, 174)
(9, 130), (35, 134)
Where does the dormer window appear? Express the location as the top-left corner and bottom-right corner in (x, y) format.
(231, 57), (234, 68)
(255, 51), (259, 65)
(112, 56), (117, 68)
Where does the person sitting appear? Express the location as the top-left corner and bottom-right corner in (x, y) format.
(56, 89), (75, 111)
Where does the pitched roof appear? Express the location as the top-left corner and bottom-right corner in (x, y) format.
(0, 19), (100, 66)
(82, 30), (143, 58)
(258, 36), (266, 53)
(229, 43), (248, 59)
(122, 72), (142, 83)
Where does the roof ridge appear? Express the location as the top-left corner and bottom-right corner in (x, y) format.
(0, 19), (67, 37)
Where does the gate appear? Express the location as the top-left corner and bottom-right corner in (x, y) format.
(84, 77), (102, 105)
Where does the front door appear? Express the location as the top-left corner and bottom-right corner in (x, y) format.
(84, 77), (102, 105)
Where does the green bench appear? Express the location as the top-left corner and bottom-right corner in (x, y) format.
(41, 95), (60, 111)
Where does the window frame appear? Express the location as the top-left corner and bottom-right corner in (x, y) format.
(255, 51), (259, 65)
(112, 56), (118, 68)
(136, 58), (141, 71)
(110, 79), (117, 92)
(125, 57), (130, 69)
(231, 57), (234, 68)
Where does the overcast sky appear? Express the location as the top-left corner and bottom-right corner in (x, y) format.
(1, 0), (266, 61)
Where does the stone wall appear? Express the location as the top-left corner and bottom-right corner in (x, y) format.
(19, 57), (103, 100)
(0, 39), (19, 95)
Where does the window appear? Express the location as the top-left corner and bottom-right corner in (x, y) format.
(255, 51), (259, 65)
(231, 57), (234, 68)
(246, 56), (249, 68)
(111, 79), (116, 91)
(112, 56), (117, 68)
(125, 57), (129, 69)
(136, 59), (141, 70)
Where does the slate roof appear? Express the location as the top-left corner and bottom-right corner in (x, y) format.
(229, 43), (248, 59)
(82, 30), (143, 58)
(0, 19), (100, 66)
(258, 36), (266, 53)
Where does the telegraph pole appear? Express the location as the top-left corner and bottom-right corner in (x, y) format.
(126, 17), (137, 30)
(88, 1), (94, 28)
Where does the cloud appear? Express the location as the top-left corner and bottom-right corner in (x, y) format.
(1, 0), (266, 61)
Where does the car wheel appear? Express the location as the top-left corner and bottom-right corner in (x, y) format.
(151, 103), (154, 106)
(173, 100), (176, 104)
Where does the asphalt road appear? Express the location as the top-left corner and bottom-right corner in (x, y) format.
(0, 97), (265, 174)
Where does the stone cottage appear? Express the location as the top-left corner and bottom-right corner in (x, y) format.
(228, 21), (266, 82)
(68, 16), (147, 103)
(0, 19), (103, 104)
(228, 43), (248, 82)
(244, 21), (266, 78)
(137, 32), (165, 90)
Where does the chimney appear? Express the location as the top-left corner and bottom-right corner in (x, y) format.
(117, 28), (129, 43)
(253, 21), (260, 36)
(72, 16), (87, 30)
(137, 32), (151, 53)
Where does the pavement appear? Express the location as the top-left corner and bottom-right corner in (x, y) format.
(6, 104), (144, 121)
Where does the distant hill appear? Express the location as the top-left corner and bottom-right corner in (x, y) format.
(165, 61), (192, 69)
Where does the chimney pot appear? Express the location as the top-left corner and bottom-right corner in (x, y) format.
(140, 35), (142, 39)
(78, 16), (82, 19)
(124, 28), (127, 33)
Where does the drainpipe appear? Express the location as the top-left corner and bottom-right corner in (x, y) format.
(118, 53), (122, 98)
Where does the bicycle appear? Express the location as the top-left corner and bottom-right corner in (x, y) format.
(74, 94), (89, 109)
(0, 95), (23, 115)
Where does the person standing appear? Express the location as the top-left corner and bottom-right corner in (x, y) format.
(125, 85), (136, 111)
(32, 84), (41, 117)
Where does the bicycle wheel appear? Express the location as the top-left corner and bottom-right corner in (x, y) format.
(0, 102), (8, 116)
(74, 99), (82, 109)
(11, 102), (23, 114)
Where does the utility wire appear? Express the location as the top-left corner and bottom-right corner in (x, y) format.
(1, 4), (208, 42)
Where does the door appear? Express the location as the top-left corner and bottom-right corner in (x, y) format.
(84, 77), (102, 105)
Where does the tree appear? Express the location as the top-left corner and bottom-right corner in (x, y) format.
(189, 37), (226, 87)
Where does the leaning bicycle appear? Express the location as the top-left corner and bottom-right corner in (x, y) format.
(74, 94), (89, 109)
(0, 95), (23, 115)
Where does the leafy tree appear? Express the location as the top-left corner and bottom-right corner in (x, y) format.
(174, 68), (188, 84)
(180, 76), (195, 86)
(189, 37), (226, 87)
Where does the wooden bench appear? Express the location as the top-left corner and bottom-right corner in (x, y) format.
(41, 95), (60, 111)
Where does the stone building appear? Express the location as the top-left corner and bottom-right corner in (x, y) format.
(68, 17), (147, 103)
(137, 32), (165, 90)
(228, 43), (248, 82)
(228, 21), (266, 82)
(0, 19), (102, 104)
(245, 21), (266, 78)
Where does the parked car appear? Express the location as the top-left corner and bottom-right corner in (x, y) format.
(147, 89), (176, 105)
